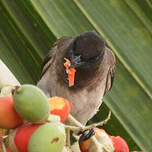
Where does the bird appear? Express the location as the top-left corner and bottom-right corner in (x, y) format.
(37, 31), (116, 125)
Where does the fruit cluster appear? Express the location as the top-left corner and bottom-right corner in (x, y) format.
(0, 85), (71, 152)
(0, 84), (142, 152)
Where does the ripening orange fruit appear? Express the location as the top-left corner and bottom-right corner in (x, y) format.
(0, 97), (23, 129)
(49, 96), (72, 122)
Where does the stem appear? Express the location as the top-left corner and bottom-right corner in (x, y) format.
(66, 129), (71, 147)
(1, 138), (6, 152)
(67, 114), (85, 128)
(65, 129), (72, 152)
(84, 111), (111, 130)
(64, 111), (111, 131)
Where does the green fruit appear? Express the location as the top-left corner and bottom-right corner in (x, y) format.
(13, 84), (50, 122)
(28, 122), (66, 152)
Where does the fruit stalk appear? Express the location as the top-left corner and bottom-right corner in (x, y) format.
(1, 137), (6, 152)
(63, 112), (111, 152)
(64, 111), (111, 131)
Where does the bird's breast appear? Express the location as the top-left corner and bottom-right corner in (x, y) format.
(50, 80), (105, 125)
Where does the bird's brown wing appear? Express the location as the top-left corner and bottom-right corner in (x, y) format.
(104, 64), (115, 95)
(40, 50), (54, 78)
(104, 49), (116, 95)
(40, 36), (73, 78)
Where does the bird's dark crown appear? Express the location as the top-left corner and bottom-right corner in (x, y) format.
(68, 31), (105, 69)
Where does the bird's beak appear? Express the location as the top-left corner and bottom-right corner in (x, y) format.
(69, 55), (85, 68)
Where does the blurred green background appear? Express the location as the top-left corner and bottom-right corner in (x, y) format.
(0, 0), (152, 151)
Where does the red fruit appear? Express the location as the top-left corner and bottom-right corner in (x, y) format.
(49, 96), (72, 122)
(7, 122), (66, 152)
(15, 124), (41, 152)
(8, 123), (41, 152)
(0, 97), (23, 129)
(79, 128), (114, 152)
(79, 139), (90, 152)
(111, 136), (129, 152)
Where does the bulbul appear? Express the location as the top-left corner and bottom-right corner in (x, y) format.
(37, 31), (116, 125)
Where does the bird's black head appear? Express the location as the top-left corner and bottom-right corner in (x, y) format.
(68, 31), (105, 69)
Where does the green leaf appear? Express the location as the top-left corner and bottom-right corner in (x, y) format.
(29, 0), (95, 37)
(105, 59), (152, 150)
(0, 0), (56, 83)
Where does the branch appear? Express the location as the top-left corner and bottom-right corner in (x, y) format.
(64, 111), (111, 131)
